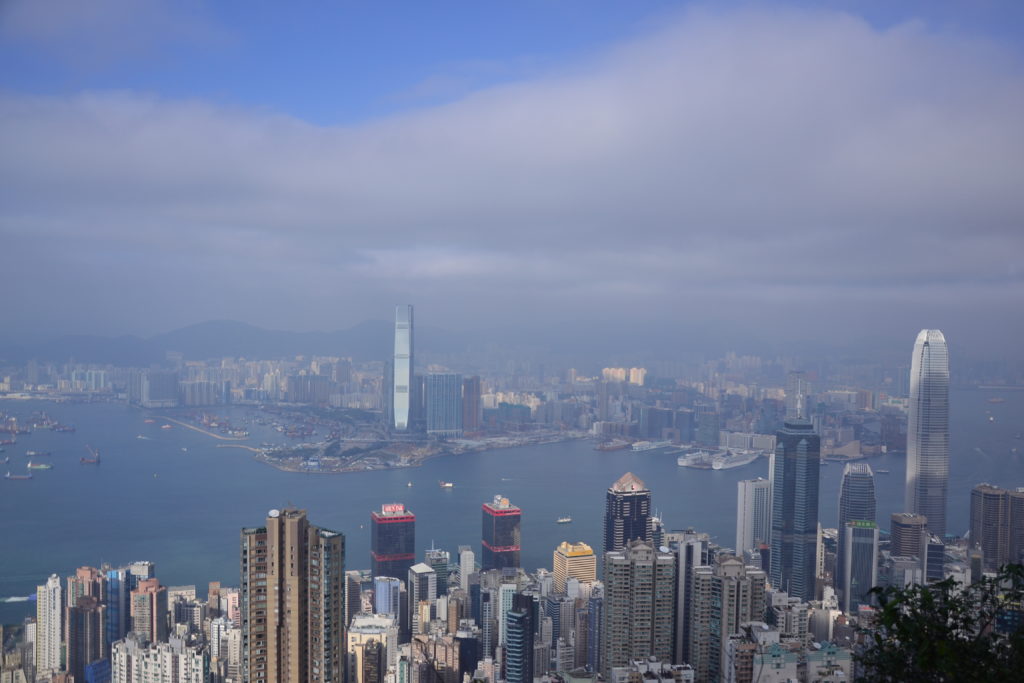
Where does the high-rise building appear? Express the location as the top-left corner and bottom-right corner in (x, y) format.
(36, 574), (64, 676)
(240, 508), (345, 683)
(111, 634), (209, 683)
(458, 546), (475, 591)
(371, 503), (416, 580)
(481, 496), (521, 571)
(603, 472), (652, 555)
(970, 483), (1024, 572)
(426, 373), (463, 437)
(736, 478), (772, 554)
(374, 577), (402, 617)
(347, 614), (399, 683)
(601, 540), (676, 677)
(836, 463), (876, 605)
(840, 521), (879, 613)
(392, 305), (414, 432)
(408, 564), (437, 636)
(905, 329), (950, 538)
(552, 542), (597, 593)
(505, 594), (535, 683)
(665, 529), (711, 666)
(131, 578), (168, 644)
(425, 547), (451, 595)
(67, 595), (106, 682)
(462, 377), (482, 434)
(769, 420), (821, 602)
(890, 512), (928, 557)
(689, 556), (767, 682)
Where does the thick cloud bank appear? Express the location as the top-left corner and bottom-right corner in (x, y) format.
(1, 8), (1022, 355)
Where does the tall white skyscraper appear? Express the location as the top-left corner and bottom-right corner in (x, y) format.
(36, 574), (63, 675)
(905, 329), (950, 538)
(736, 477), (772, 554)
(392, 305), (414, 431)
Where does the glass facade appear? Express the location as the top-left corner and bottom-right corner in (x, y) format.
(603, 472), (652, 555)
(392, 305), (414, 431)
(770, 420), (820, 602)
(371, 504), (416, 579)
(481, 496), (521, 570)
(905, 329), (949, 538)
(841, 521), (878, 613)
(836, 463), (876, 605)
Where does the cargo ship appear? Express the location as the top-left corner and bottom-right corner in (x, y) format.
(556, 516), (572, 524)
(5, 471), (32, 480)
(27, 461), (53, 470)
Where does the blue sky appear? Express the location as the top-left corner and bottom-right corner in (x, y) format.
(1, 1), (1023, 357)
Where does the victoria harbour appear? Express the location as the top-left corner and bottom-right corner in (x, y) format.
(2, 387), (1020, 624)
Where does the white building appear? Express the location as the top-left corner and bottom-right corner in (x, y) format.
(736, 478), (772, 553)
(111, 635), (208, 683)
(35, 574), (63, 676)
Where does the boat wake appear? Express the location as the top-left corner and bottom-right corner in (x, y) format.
(1, 595), (35, 603)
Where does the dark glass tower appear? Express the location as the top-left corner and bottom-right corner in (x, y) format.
(505, 593), (534, 683)
(603, 472), (652, 555)
(481, 495), (521, 570)
(836, 463), (875, 605)
(769, 420), (820, 602)
(371, 503), (416, 579)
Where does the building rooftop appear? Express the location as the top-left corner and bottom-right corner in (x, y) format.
(610, 472), (647, 493)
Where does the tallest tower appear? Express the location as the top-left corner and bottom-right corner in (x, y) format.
(393, 305), (414, 431)
(905, 329), (950, 538)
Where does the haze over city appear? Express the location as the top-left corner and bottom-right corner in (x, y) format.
(2, 1), (1023, 360)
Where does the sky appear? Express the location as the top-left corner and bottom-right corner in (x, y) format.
(1, 1), (1023, 359)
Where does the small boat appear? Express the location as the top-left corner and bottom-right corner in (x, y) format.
(407, 482), (413, 487)
(27, 461), (52, 470)
(557, 516), (572, 524)
(144, 419), (156, 424)
(161, 424), (173, 429)
(439, 481), (454, 488)
(25, 451), (51, 457)
(181, 447), (188, 452)
(5, 471), (32, 480)
(989, 416), (996, 422)
(137, 435), (150, 440)
(876, 469), (890, 474)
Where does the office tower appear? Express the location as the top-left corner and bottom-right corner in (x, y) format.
(425, 547), (451, 595)
(371, 503), (416, 580)
(481, 495), (521, 571)
(497, 583), (518, 647)
(736, 478), (772, 554)
(840, 521), (879, 613)
(240, 508), (345, 683)
(346, 571), (365, 624)
(890, 513), (928, 557)
(408, 564), (437, 636)
(141, 370), (179, 408)
(131, 578), (168, 643)
(689, 556), (767, 682)
(111, 634), (208, 683)
(666, 529), (711, 666)
(836, 463), (876, 605)
(374, 577), (402, 617)
(426, 373), (463, 437)
(106, 562), (156, 648)
(905, 329), (950, 538)
(458, 546), (475, 591)
(462, 376), (482, 433)
(769, 420), (821, 602)
(970, 483), (1024, 572)
(601, 540), (676, 677)
(505, 594), (535, 683)
(586, 583), (604, 674)
(603, 472), (652, 555)
(923, 534), (946, 582)
(36, 574), (63, 675)
(785, 371), (810, 419)
(552, 542), (597, 593)
(67, 596), (106, 681)
(392, 305), (414, 431)
(695, 404), (720, 447)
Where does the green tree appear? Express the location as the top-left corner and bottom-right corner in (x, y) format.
(858, 564), (1024, 681)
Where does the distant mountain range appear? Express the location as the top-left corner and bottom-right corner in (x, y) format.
(0, 319), (468, 365)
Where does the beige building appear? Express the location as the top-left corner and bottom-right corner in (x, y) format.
(241, 508), (345, 683)
(553, 542), (597, 593)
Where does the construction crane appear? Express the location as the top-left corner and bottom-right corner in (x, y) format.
(81, 444), (100, 465)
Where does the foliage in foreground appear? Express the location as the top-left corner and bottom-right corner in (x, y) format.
(857, 563), (1024, 682)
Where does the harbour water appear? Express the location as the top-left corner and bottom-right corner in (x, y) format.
(1, 388), (1022, 623)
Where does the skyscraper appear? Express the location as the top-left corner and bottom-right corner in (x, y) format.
(374, 577), (402, 617)
(665, 529), (711, 666)
(458, 546), (475, 591)
(392, 305), (414, 432)
(408, 563), (437, 636)
(67, 595), (106, 682)
(462, 376), (482, 434)
(736, 477), (772, 554)
(969, 483), (1024, 572)
(481, 495), (521, 571)
(603, 472), (652, 555)
(426, 373), (463, 437)
(836, 463), (876, 605)
(905, 329), (950, 538)
(505, 594), (535, 683)
(371, 503), (416, 580)
(130, 578), (168, 643)
(552, 542), (597, 593)
(840, 521), (879, 613)
(890, 512), (928, 558)
(601, 540), (675, 677)
(769, 420), (821, 602)
(36, 574), (63, 676)
(241, 508), (345, 683)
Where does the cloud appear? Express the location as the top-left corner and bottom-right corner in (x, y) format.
(1, 7), (1022, 353)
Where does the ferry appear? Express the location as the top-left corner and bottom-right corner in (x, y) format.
(27, 461), (53, 470)
(632, 440), (672, 452)
(161, 424), (173, 429)
(5, 471), (32, 480)
(556, 516), (572, 524)
(594, 440), (630, 452)
(439, 481), (454, 488)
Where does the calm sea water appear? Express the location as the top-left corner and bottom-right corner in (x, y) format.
(2, 389), (1022, 623)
